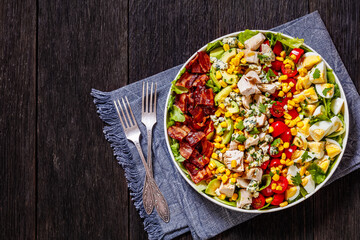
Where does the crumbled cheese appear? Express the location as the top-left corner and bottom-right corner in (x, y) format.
(222, 37), (238, 48)
(213, 59), (228, 70)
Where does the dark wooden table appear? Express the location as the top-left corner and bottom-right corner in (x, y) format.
(1, 0), (359, 239)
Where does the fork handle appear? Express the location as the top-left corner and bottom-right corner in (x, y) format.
(146, 128), (153, 176)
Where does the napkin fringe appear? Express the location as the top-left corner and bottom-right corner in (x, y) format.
(91, 89), (163, 240)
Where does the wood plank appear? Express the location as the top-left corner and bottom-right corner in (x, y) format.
(0, 0), (36, 239)
(37, 0), (129, 239)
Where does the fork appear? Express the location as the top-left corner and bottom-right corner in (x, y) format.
(113, 97), (170, 223)
(141, 82), (157, 214)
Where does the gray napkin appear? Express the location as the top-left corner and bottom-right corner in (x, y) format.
(91, 11), (360, 240)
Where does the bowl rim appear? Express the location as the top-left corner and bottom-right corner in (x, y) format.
(163, 30), (350, 213)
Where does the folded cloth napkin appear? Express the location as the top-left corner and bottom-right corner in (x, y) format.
(91, 11), (360, 240)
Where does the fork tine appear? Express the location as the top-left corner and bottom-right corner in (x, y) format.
(125, 96), (138, 127)
(154, 83), (157, 114)
(146, 81), (149, 113)
(150, 82), (153, 112)
(121, 98), (133, 126)
(142, 82), (145, 113)
(117, 99), (130, 128)
(114, 100), (126, 128)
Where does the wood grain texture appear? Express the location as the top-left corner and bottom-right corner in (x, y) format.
(37, 0), (129, 239)
(0, 0), (36, 239)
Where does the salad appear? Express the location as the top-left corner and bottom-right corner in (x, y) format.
(166, 30), (346, 210)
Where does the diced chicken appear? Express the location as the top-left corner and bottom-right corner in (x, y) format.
(236, 177), (250, 188)
(256, 114), (267, 127)
(260, 44), (275, 61)
(229, 140), (239, 151)
(245, 70), (261, 84)
(247, 64), (262, 74)
(245, 152), (254, 163)
(237, 189), (253, 209)
(244, 33), (266, 51)
(253, 94), (266, 105)
(259, 141), (269, 153)
(218, 181), (235, 198)
(223, 150), (244, 172)
(243, 49), (259, 64)
(242, 95), (252, 109)
(244, 167), (263, 182)
(244, 135), (260, 149)
(257, 83), (277, 94)
(237, 76), (261, 96)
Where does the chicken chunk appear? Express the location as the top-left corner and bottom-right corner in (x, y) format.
(245, 70), (262, 84)
(243, 49), (259, 64)
(244, 167), (263, 182)
(238, 76), (261, 96)
(223, 150), (244, 172)
(260, 43), (275, 61)
(257, 83), (277, 94)
(253, 94), (266, 105)
(244, 33), (266, 51)
(256, 114), (267, 127)
(237, 189), (253, 209)
(244, 135), (260, 149)
(218, 181), (235, 198)
(236, 177), (250, 188)
(229, 140), (239, 151)
(242, 95), (252, 109)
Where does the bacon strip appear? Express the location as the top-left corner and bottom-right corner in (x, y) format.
(198, 88), (214, 106)
(201, 138), (214, 158)
(189, 106), (204, 123)
(189, 149), (210, 168)
(179, 141), (194, 159)
(174, 93), (187, 112)
(204, 120), (214, 136)
(176, 72), (197, 89)
(192, 74), (209, 88)
(167, 125), (191, 141)
(185, 131), (205, 146)
(198, 51), (212, 73)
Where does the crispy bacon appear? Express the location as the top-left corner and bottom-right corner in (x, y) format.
(185, 131), (205, 146)
(183, 161), (212, 184)
(189, 149), (210, 168)
(198, 88), (214, 106)
(189, 106), (204, 123)
(192, 74), (209, 88)
(176, 72), (197, 89)
(185, 54), (199, 71)
(167, 125), (191, 141)
(179, 141), (194, 159)
(191, 168), (208, 184)
(204, 120), (214, 137)
(186, 93), (195, 113)
(174, 93), (187, 112)
(201, 138), (214, 158)
(202, 105), (216, 115)
(198, 51), (212, 73)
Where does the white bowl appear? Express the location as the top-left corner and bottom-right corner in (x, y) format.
(163, 30), (349, 213)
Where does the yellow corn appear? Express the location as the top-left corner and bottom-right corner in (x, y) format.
(211, 152), (219, 159)
(237, 42), (244, 49)
(231, 193), (239, 201)
(223, 44), (230, 52)
(279, 75), (288, 81)
(276, 185), (283, 191)
(297, 121), (304, 128)
(305, 171), (310, 176)
(301, 178), (308, 186)
(299, 67), (308, 77)
(281, 153), (286, 160)
(219, 80), (228, 88)
(219, 193), (226, 200)
(220, 148), (227, 153)
(233, 88), (240, 93)
(282, 168), (288, 174)
(220, 121), (227, 128)
(271, 183), (277, 190)
(221, 174), (229, 183)
(285, 64), (292, 69)
(225, 112), (233, 118)
(300, 166), (307, 176)
(237, 144), (245, 151)
(269, 118), (274, 124)
(280, 51), (286, 58)
(214, 143), (221, 149)
(219, 103), (225, 109)
(287, 92), (293, 98)
(280, 159), (286, 165)
(283, 142), (290, 149)
(279, 201), (288, 207)
(217, 175), (222, 180)
(278, 91), (285, 97)
(276, 56), (284, 61)
(286, 160), (294, 166)
(225, 169), (231, 176)
(209, 161), (217, 170)
(290, 128), (297, 136)
(289, 81), (295, 87)
(232, 173), (239, 178)
(285, 119), (291, 125)
(230, 177), (237, 184)
(272, 174), (280, 181)
(240, 58), (247, 64)
(287, 105), (294, 110)
(268, 126), (274, 133)
(231, 160), (237, 168)
(284, 113), (292, 120)
(287, 100), (295, 106)
(215, 109), (221, 117)
(290, 54), (297, 60)
(296, 107), (301, 112)
(278, 145), (284, 151)
(265, 197), (273, 204)
(214, 136), (222, 143)
(216, 71), (222, 79)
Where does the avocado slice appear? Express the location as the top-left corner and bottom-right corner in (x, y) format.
(214, 86), (232, 106)
(206, 130), (215, 140)
(220, 48), (237, 63)
(205, 179), (221, 196)
(227, 101), (240, 114)
(210, 47), (225, 59)
(210, 66), (222, 89)
(221, 70), (238, 85)
(194, 180), (208, 192)
(214, 197), (237, 207)
(221, 118), (234, 145)
(215, 124), (225, 136)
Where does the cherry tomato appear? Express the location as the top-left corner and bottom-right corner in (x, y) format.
(271, 60), (283, 71)
(282, 78), (297, 93)
(281, 64), (298, 77)
(280, 129), (292, 143)
(290, 48), (305, 63)
(269, 144), (283, 158)
(261, 160), (270, 170)
(252, 193), (266, 209)
(271, 193), (285, 205)
(261, 185), (274, 197)
(271, 121), (289, 138)
(272, 176), (289, 194)
(273, 41), (283, 56)
(288, 108), (299, 119)
(270, 102), (285, 118)
(270, 159), (281, 168)
(284, 145), (297, 159)
(273, 117), (285, 123)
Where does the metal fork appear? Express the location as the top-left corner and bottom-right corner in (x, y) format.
(141, 82), (157, 214)
(113, 97), (170, 223)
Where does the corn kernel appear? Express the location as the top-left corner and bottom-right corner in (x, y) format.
(214, 143), (221, 149)
(233, 88), (240, 93)
(215, 109), (221, 117)
(276, 56), (284, 61)
(232, 173), (239, 178)
(285, 119), (291, 125)
(221, 174), (229, 183)
(219, 103), (225, 109)
(301, 178), (308, 186)
(282, 168), (288, 174)
(283, 142), (290, 149)
(297, 121), (304, 128)
(237, 42), (244, 49)
(268, 126), (274, 133)
(290, 128), (297, 136)
(231, 193), (239, 201)
(300, 166), (306, 176)
(287, 100), (294, 106)
(271, 183), (277, 190)
(287, 105), (294, 110)
(265, 197), (273, 204)
(286, 160), (294, 166)
(272, 174), (280, 181)
(280, 159), (286, 165)
(211, 153), (219, 160)
(284, 64), (291, 69)
(223, 44), (230, 52)
(278, 91), (285, 97)
(279, 201), (288, 207)
(286, 92), (292, 98)
(230, 177), (237, 184)
(284, 113), (292, 120)
(225, 169), (231, 176)
(276, 185), (283, 191)
(208, 164), (214, 170)
(226, 112), (233, 118)
(220, 121), (227, 128)
(240, 58), (247, 64)
(281, 153), (286, 160)
(219, 80), (228, 88)
(279, 75), (288, 81)
(214, 136), (222, 143)
(278, 145), (284, 151)
(299, 67), (308, 77)
(216, 71), (222, 80)
(219, 193), (226, 200)
(289, 81), (295, 87)
(280, 51), (286, 58)
(238, 144), (245, 151)
(231, 160), (237, 168)
(269, 118), (274, 124)
(218, 166), (226, 173)
(220, 148), (227, 153)
(211, 170), (216, 175)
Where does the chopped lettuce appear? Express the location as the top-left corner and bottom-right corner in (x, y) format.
(167, 95), (175, 111)
(169, 105), (185, 123)
(265, 32), (278, 47)
(206, 40), (223, 53)
(170, 138), (186, 162)
(171, 68), (188, 94)
(327, 69), (341, 98)
(308, 163), (327, 184)
(277, 34), (304, 49)
(238, 29), (259, 44)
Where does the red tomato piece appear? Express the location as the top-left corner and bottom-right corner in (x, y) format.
(270, 102), (285, 118)
(261, 160), (270, 170)
(270, 159), (281, 168)
(252, 193), (266, 209)
(272, 176), (289, 194)
(282, 78), (297, 93)
(284, 145), (297, 159)
(271, 193), (285, 205)
(288, 109), (299, 119)
(271, 121), (289, 138)
(273, 41), (283, 56)
(261, 185), (274, 197)
(281, 64), (298, 77)
(290, 48), (305, 63)
(271, 60), (283, 71)
(280, 129), (292, 143)
(273, 117), (285, 123)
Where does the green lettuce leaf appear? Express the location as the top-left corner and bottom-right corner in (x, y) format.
(277, 34), (304, 49)
(308, 163), (327, 184)
(171, 68), (188, 94)
(238, 29), (259, 44)
(170, 105), (185, 123)
(206, 40), (223, 53)
(170, 138), (185, 162)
